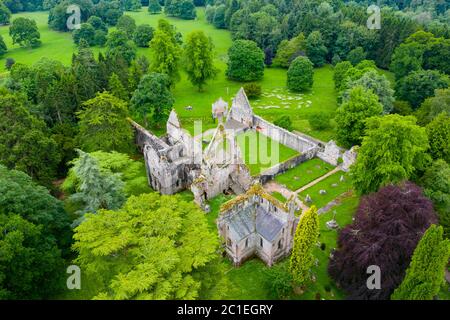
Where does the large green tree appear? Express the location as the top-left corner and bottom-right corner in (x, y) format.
(9, 17), (41, 47)
(0, 214), (65, 299)
(226, 39), (264, 82)
(149, 27), (181, 86)
(76, 91), (133, 153)
(0, 165), (72, 254)
(105, 30), (137, 65)
(426, 113), (450, 163)
(116, 14), (136, 38)
(391, 225), (450, 300)
(133, 24), (154, 47)
(420, 160), (450, 239)
(183, 30), (218, 91)
(335, 85), (383, 148)
(72, 193), (218, 299)
(306, 31), (328, 67)
(68, 150), (126, 226)
(287, 56), (314, 92)
(0, 92), (60, 185)
(416, 89), (450, 126)
(396, 70), (449, 109)
(289, 205), (319, 287)
(352, 115), (430, 195)
(130, 72), (174, 127)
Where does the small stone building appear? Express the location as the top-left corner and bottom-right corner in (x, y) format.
(212, 97), (228, 123)
(217, 184), (298, 267)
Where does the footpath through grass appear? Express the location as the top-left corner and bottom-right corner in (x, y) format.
(275, 158), (335, 191)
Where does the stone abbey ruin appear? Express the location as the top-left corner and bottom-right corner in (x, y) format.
(131, 88), (357, 266)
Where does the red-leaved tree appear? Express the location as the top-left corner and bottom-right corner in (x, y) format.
(328, 181), (438, 300)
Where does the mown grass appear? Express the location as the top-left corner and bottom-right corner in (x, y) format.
(271, 191), (286, 203)
(298, 171), (353, 209)
(275, 158), (335, 191)
(236, 130), (299, 176)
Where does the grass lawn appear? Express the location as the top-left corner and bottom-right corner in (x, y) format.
(236, 130), (299, 176)
(298, 171), (353, 209)
(275, 158), (335, 191)
(0, 9), (342, 142)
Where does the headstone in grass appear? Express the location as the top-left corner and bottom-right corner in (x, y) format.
(319, 189), (327, 195)
(305, 194), (312, 203)
(331, 183), (338, 187)
(340, 175), (345, 182)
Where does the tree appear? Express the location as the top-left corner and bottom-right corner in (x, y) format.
(130, 72), (174, 127)
(289, 205), (319, 287)
(346, 47), (366, 66)
(94, 29), (107, 46)
(48, 0), (94, 31)
(226, 39), (264, 82)
(149, 28), (181, 86)
(116, 14), (136, 38)
(0, 35), (6, 56)
(426, 113), (450, 163)
(148, 0), (161, 14)
(133, 24), (154, 47)
(9, 17), (41, 47)
(165, 0), (196, 20)
(272, 33), (306, 68)
(68, 150), (125, 226)
(420, 160), (450, 239)
(71, 45), (102, 103)
(306, 31), (327, 67)
(391, 225), (450, 300)
(0, 214), (65, 299)
(0, 165), (72, 255)
(106, 30), (137, 65)
(333, 61), (352, 91)
(72, 193), (218, 299)
(287, 56), (313, 92)
(0, 2), (11, 25)
(62, 150), (150, 197)
(335, 85), (383, 148)
(352, 115), (430, 195)
(108, 72), (128, 101)
(308, 112), (330, 130)
(72, 23), (96, 46)
(76, 92), (133, 153)
(273, 115), (292, 131)
(328, 182), (438, 300)
(0, 92), (60, 185)
(183, 30), (218, 91)
(396, 70), (449, 109)
(242, 83), (261, 99)
(87, 15), (108, 33)
(416, 88), (450, 126)
(343, 70), (395, 114)
(390, 42), (423, 80)
(212, 4), (226, 29)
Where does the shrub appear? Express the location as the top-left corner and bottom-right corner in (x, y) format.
(243, 83), (261, 99)
(308, 112), (330, 130)
(274, 115), (293, 131)
(5, 57), (14, 70)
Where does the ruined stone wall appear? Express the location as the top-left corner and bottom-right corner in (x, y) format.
(258, 150), (317, 184)
(253, 115), (318, 154)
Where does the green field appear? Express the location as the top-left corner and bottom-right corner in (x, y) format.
(298, 171), (353, 209)
(275, 158), (335, 191)
(0, 8), (342, 142)
(236, 130), (299, 176)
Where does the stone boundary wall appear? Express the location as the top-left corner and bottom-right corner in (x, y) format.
(253, 115), (318, 153)
(257, 149), (317, 185)
(129, 119), (168, 152)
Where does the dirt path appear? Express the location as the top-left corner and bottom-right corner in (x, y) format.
(263, 181), (309, 212)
